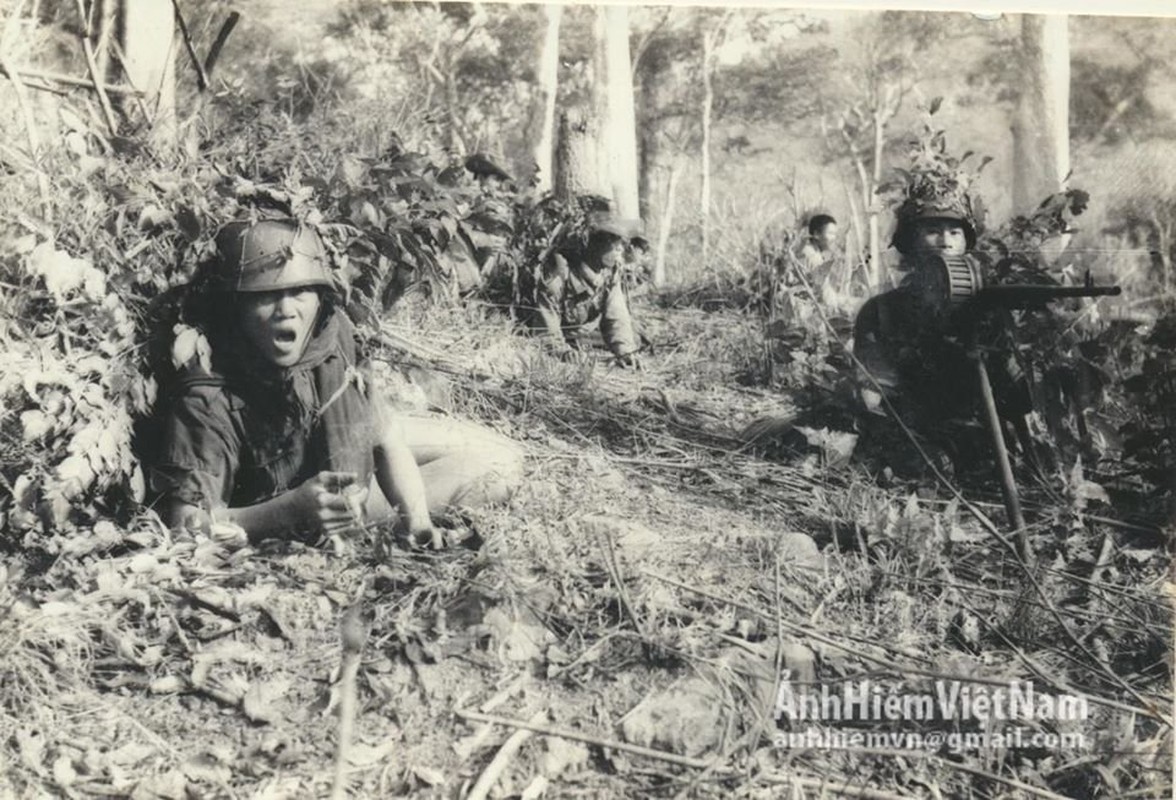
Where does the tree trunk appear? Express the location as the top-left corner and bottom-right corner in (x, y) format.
(636, 46), (668, 222)
(531, 3), (561, 193)
(554, 108), (605, 202)
(119, 0), (177, 152)
(1012, 14), (1070, 214)
(654, 157), (684, 286)
(602, 5), (639, 219)
(867, 109), (884, 289)
(700, 30), (715, 270)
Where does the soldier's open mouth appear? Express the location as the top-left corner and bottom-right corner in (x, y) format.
(274, 330), (298, 345)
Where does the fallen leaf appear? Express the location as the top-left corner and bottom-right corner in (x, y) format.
(243, 679), (290, 724)
(16, 729), (46, 775)
(411, 764), (446, 786)
(52, 754), (78, 788)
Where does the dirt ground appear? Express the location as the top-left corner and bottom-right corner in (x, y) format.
(1, 300), (1171, 799)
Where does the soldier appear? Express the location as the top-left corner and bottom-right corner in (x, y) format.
(148, 218), (523, 547)
(852, 195), (1029, 468)
(525, 211), (644, 368)
(799, 214), (838, 270)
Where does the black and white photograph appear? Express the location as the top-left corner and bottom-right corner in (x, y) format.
(0, 0), (1172, 797)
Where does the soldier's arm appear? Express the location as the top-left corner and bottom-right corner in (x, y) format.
(852, 295), (901, 390)
(370, 397), (434, 539)
(531, 254), (574, 351)
(600, 275), (639, 359)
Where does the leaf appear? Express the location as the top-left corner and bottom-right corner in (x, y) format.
(928, 96), (943, 115)
(28, 242), (86, 300)
(176, 206), (202, 242)
(243, 679), (289, 724)
(16, 729), (46, 775)
(138, 204), (172, 231)
(20, 409), (52, 442)
(1076, 480), (1110, 507)
(52, 755), (78, 788)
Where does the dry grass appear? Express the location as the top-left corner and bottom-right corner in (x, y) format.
(0, 297), (1171, 799)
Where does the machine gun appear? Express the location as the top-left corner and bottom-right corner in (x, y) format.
(913, 253), (1121, 315)
(909, 254), (1122, 556)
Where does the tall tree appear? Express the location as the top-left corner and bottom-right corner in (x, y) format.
(120, 0), (177, 151)
(596, 4), (639, 219)
(531, 3), (561, 193)
(1012, 14), (1070, 215)
(698, 9), (733, 269)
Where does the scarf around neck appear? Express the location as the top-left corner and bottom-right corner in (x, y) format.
(192, 310), (376, 488)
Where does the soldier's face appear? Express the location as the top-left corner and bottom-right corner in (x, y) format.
(238, 288), (322, 367)
(816, 223), (838, 250)
(592, 234), (626, 268)
(913, 220), (968, 257)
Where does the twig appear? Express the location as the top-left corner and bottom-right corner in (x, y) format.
(642, 567), (1162, 720)
(456, 707), (721, 771)
(168, 0), (208, 90)
(331, 602), (368, 800)
(466, 709), (546, 800)
(455, 708), (913, 800)
(202, 12), (240, 81)
(595, 525), (645, 637)
(79, 35), (118, 137)
(0, 64), (139, 95)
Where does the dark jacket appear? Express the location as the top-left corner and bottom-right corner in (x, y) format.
(148, 313), (375, 511)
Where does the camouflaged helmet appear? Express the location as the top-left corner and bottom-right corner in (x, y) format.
(586, 211), (645, 242)
(890, 197), (978, 256)
(212, 219), (333, 293)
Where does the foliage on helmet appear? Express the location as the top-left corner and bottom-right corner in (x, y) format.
(878, 99), (991, 253)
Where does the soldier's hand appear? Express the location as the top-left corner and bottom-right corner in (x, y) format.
(294, 471), (369, 536)
(614, 352), (643, 370)
(557, 346), (589, 366)
(401, 525), (444, 551)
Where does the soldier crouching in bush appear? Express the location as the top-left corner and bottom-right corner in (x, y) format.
(146, 218), (523, 548)
(852, 193), (1030, 475)
(523, 211), (645, 368)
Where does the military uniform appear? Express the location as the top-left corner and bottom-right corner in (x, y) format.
(524, 213), (642, 360)
(147, 218), (522, 542)
(150, 313), (374, 513)
(852, 198), (1029, 470)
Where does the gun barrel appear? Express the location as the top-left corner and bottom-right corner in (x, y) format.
(975, 283), (1122, 308)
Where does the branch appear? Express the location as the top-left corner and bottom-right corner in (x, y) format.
(630, 6), (672, 79)
(0, 64), (140, 95)
(79, 35), (118, 136)
(169, 0), (209, 91)
(202, 11), (240, 81)
(455, 708), (915, 800)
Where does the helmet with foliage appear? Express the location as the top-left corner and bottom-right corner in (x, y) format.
(890, 196), (978, 256)
(211, 218), (333, 293)
(586, 211), (644, 242)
